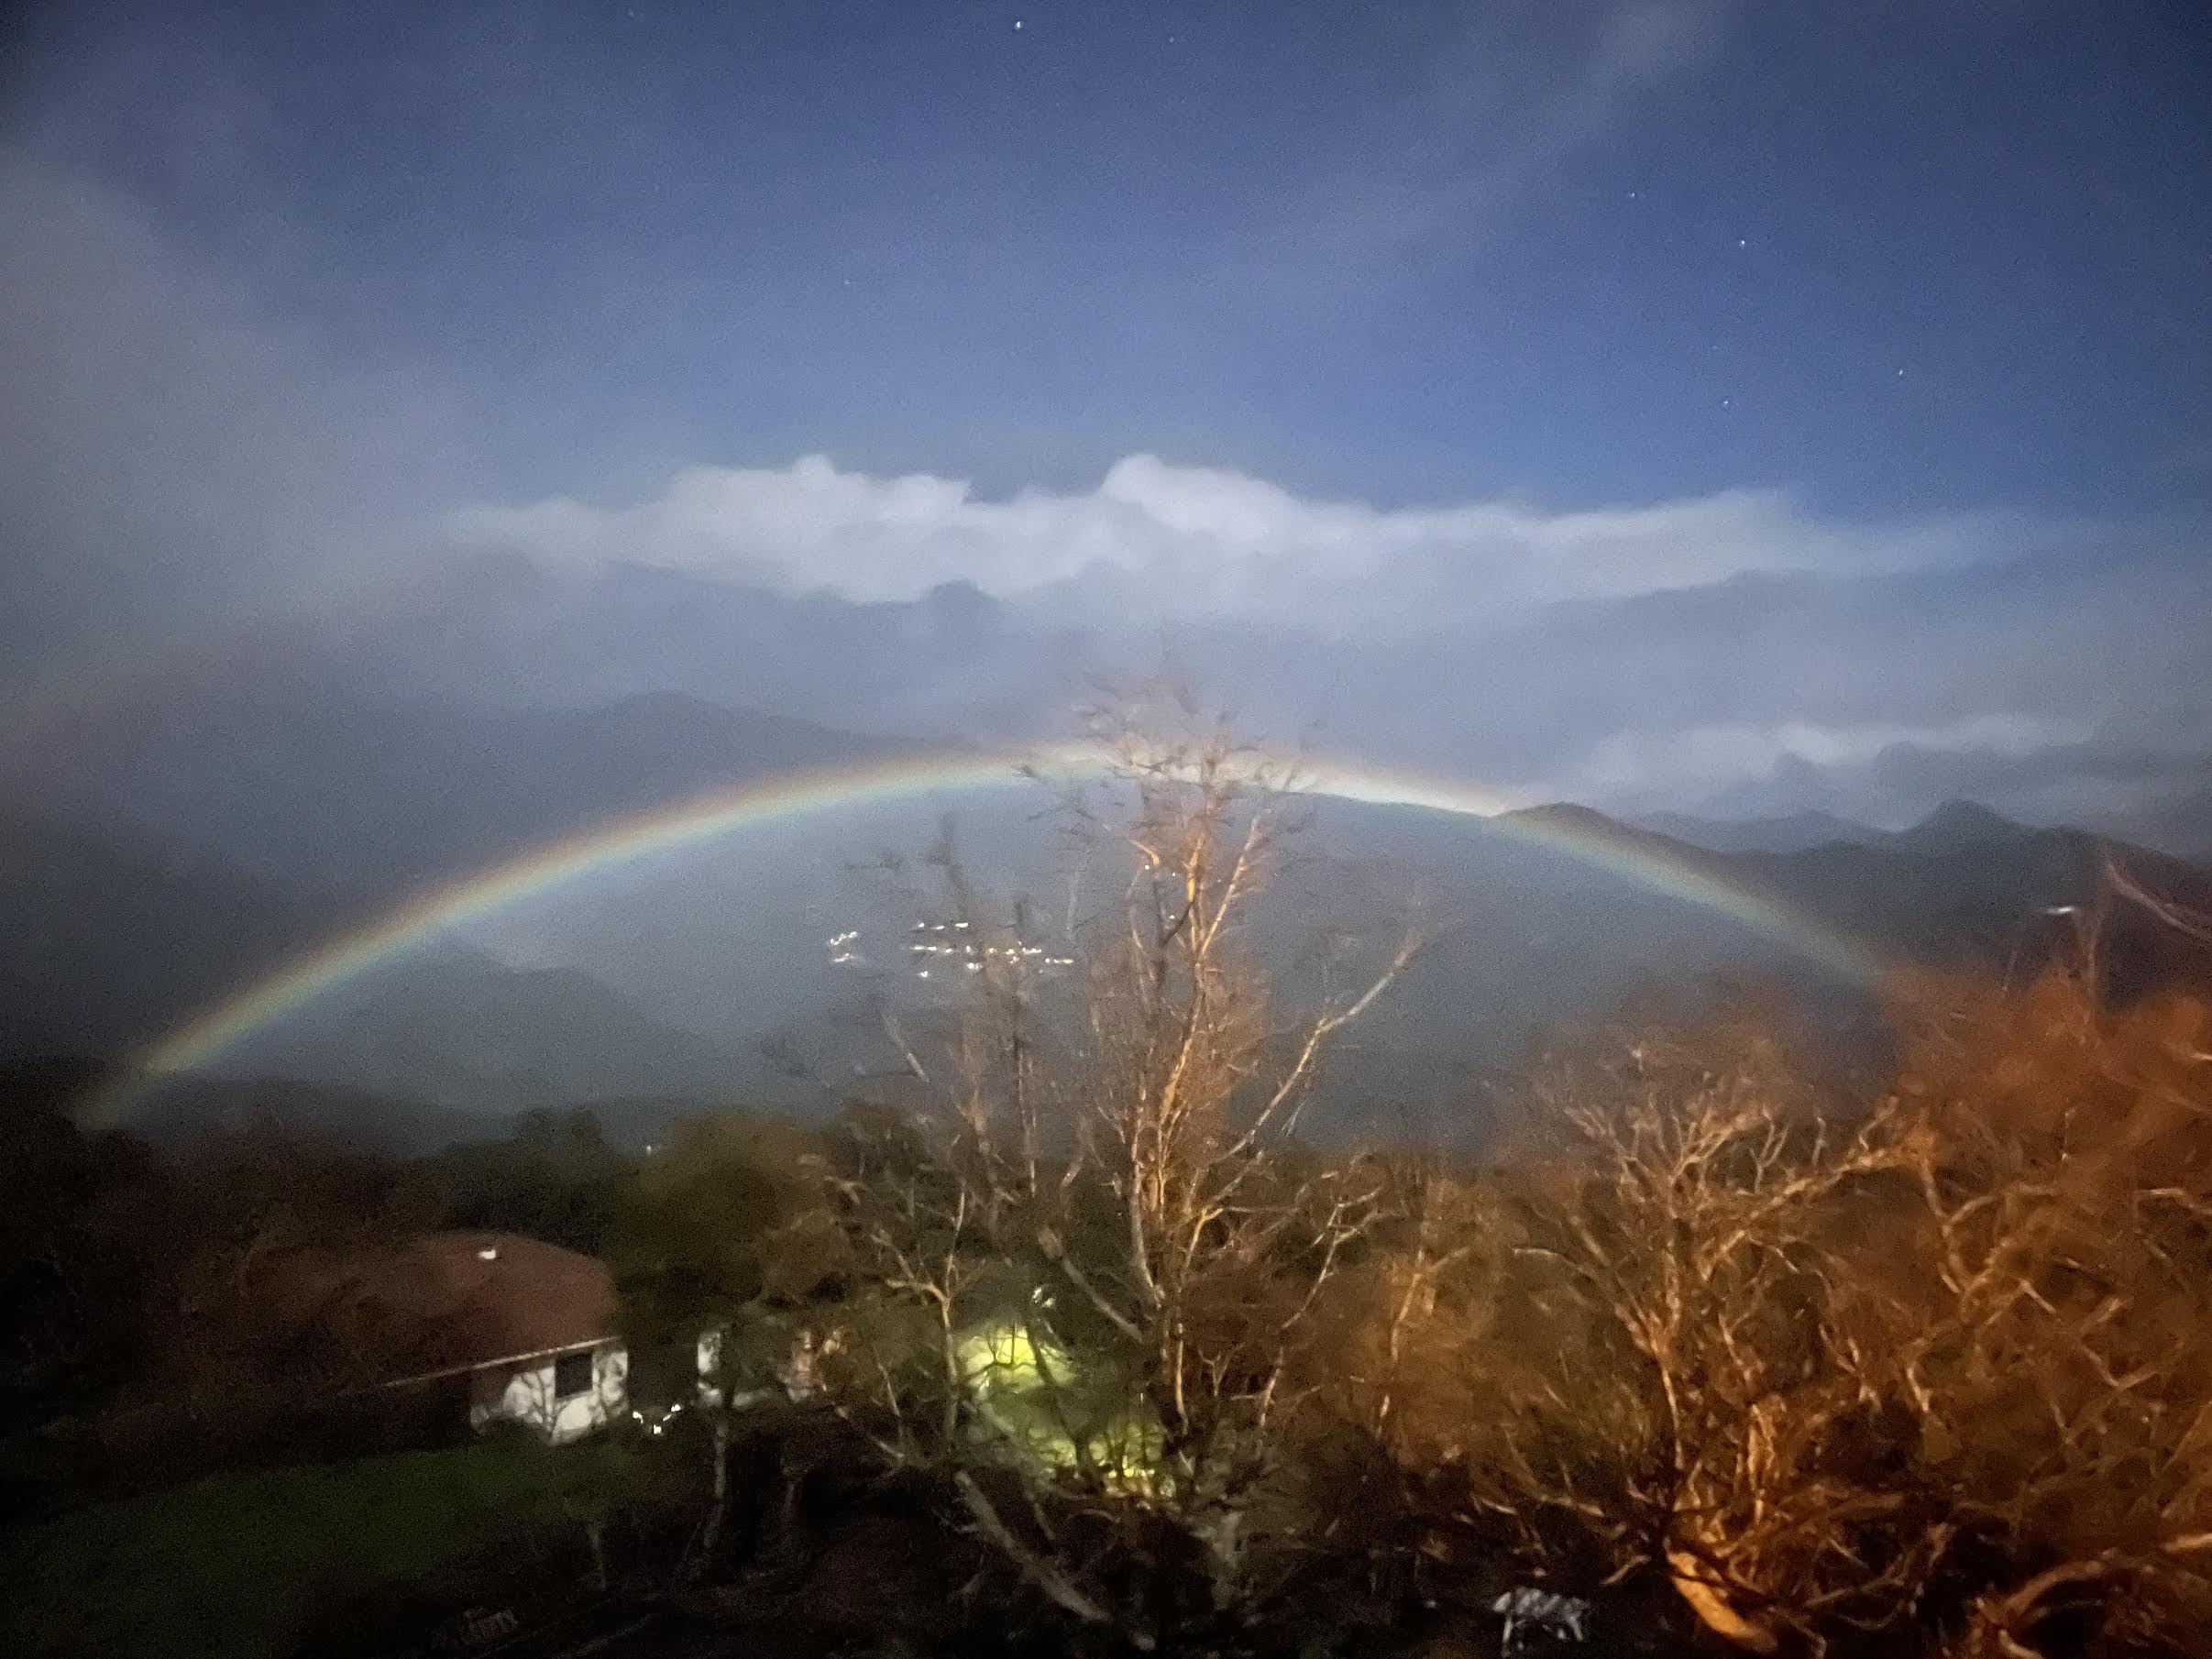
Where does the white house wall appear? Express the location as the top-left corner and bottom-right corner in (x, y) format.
(696, 1327), (723, 1406)
(470, 1344), (629, 1445)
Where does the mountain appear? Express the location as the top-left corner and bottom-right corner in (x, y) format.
(0, 806), (750, 1117)
(1729, 801), (2212, 986)
(493, 786), (2206, 1147)
(1522, 797), (2209, 970)
(10, 678), (2206, 1152)
(267, 548), (1075, 750)
(13, 682), (910, 901)
(120, 1071), (507, 1159)
(1268, 796), (2206, 1139)
(0, 686), (933, 1116)
(1634, 808), (1886, 855)
(1884, 798), (2023, 855)
(0, 808), (325, 1062)
(218, 948), (746, 1114)
(1496, 801), (1636, 842)
(1590, 799), (2211, 980)
(2118, 786), (2212, 866)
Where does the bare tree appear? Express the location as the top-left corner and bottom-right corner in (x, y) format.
(1883, 968), (2212, 1659)
(1469, 1017), (1934, 1653)
(1475, 965), (2212, 1658)
(823, 705), (1420, 1643)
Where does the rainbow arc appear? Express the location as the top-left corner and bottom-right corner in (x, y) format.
(96, 744), (1881, 1121)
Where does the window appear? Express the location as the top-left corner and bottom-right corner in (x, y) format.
(552, 1349), (595, 1400)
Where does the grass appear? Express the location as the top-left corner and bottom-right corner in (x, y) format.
(1, 1437), (659, 1659)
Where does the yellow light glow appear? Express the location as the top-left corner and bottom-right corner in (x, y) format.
(955, 1318), (1165, 1494)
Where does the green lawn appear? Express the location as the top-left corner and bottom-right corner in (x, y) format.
(2, 1438), (658, 1659)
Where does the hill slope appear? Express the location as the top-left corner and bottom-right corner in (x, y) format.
(1634, 808), (1886, 854)
(15, 685), (908, 899)
(9, 683), (2204, 1146)
(0, 808), (745, 1115)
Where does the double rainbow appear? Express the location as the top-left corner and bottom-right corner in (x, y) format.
(102, 744), (1881, 1118)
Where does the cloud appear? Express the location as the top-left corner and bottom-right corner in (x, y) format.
(1247, 1), (1733, 302)
(1622, 732), (2212, 854)
(451, 451), (1998, 630)
(428, 451), (2212, 851)
(1543, 713), (2088, 806)
(0, 142), (460, 665)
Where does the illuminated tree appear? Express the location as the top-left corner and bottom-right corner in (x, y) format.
(1466, 1016), (1931, 1653)
(825, 701), (1419, 1644)
(1458, 970), (2212, 1658)
(1885, 970), (2212, 1659)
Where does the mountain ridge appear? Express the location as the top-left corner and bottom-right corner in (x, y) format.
(1633, 808), (1887, 855)
(6, 689), (2206, 1148)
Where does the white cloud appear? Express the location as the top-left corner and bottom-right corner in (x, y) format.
(1547, 713), (2089, 805)
(451, 451), (2003, 630)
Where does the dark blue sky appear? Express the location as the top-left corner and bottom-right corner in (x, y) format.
(15, 0), (2210, 513)
(4, 2), (2209, 836)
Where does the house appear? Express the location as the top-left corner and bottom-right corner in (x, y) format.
(412, 1232), (630, 1444)
(267, 1229), (835, 1446)
(387, 1232), (629, 1444)
(277, 1230), (631, 1445)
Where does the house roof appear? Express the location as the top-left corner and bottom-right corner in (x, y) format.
(272, 1230), (620, 1387)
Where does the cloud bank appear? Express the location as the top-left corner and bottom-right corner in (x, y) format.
(451, 452), (2000, 627)
(428, 453), (2212, 849)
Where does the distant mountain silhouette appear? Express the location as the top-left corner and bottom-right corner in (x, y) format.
(0, 808), (323, 1061)
(1682, 801), (2210, 986)
(222, 948), (744, 1114)
(0, 805), (747, 1115)
(1634, 808), (1886, 855)
(8, 685), (2206, 1153)
(15, 684), (910, 900)
(1565, 799), (2208, 981)
(0, 687), (928, 1116)
(1886, 798), (2024, 855)
(1497, 801), (1636, 841)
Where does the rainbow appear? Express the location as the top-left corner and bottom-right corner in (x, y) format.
(98, 744), (1883, 1118)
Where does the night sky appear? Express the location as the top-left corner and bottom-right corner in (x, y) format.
(3, 1), (2208, 833)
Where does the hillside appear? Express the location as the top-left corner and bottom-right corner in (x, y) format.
(6, 686), (2205, 1150)
(0, 810), (326, 1062)
(1733, 801), (2212, 986)
(1634, 808), (1886, 854)
(0, 808), (747, 1116)
(11, 683), (908, 900)
(216, 949), (746, 1114)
